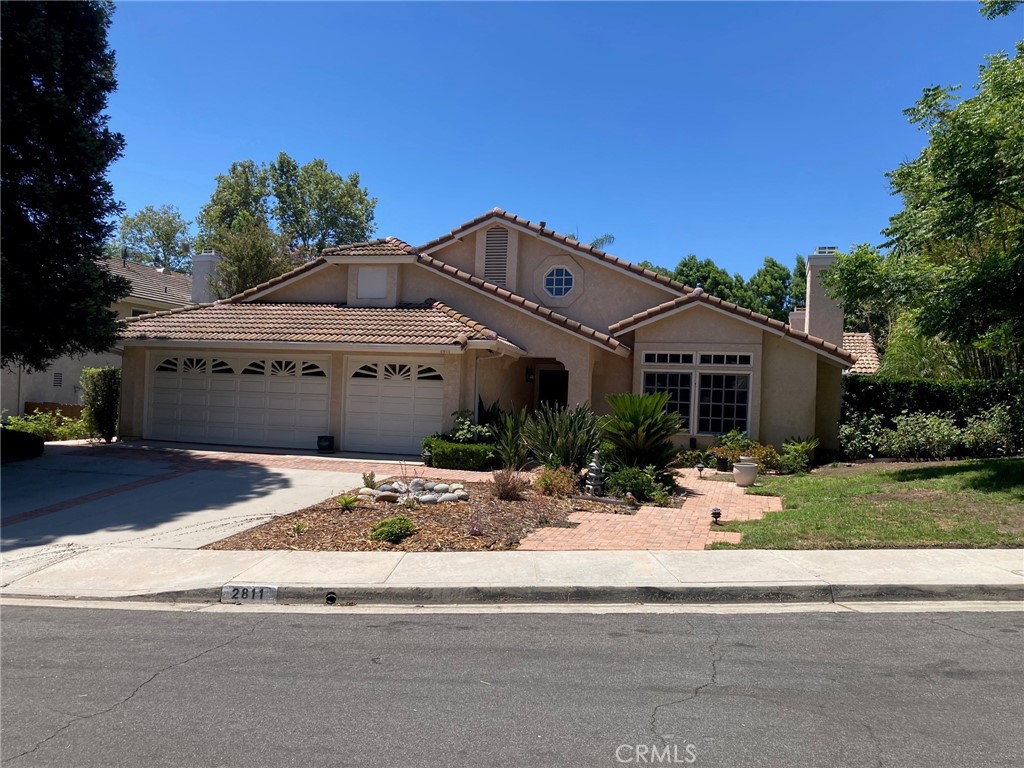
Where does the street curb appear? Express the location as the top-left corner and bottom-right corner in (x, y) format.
(7, 582), (1023, 605)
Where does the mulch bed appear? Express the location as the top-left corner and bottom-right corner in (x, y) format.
(203, 481), (638, 552)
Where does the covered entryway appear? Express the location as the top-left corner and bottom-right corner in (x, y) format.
(343, 358), (445, 454)
(145, 354), (330, 449)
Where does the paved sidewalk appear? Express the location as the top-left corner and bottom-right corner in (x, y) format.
(1, 547), (1021, 603)
(519, 468), (781, 550)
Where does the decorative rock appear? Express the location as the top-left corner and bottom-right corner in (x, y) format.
(392, 481), (408, 493)
(375, 491), (400, 503)
(450, 484), (464, 492)
(377, 483), (396, 492)
(433, 483), (450, 493)
(455, 491), (470, 501)
(424, 482), (436, 491)
(410, 478), (426, 490)
(357, 487), (376, 496)
(418, 493), (438, 504)
(438, 493), (459, 503)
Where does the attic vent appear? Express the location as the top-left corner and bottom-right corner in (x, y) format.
(53, 372), (63, 388)
(483, 227), (509, 286)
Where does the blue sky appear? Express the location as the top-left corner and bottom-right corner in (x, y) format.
(105, 1), (1022, 278)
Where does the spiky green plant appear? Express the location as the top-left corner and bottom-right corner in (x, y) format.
(521, 402), (604, 471)
(489, 407), (530, 470)
(603, 392), (683, 473)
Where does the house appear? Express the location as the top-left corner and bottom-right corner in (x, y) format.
(1, 258), (192, 417)
(116, 209), (857, 454)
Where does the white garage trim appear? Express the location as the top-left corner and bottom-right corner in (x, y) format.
(343, 356), (446, 454)
(144, 351), (330, 450)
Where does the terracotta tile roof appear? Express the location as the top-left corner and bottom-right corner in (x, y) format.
(105, 259), (192, 306)
(416, 253), (630, 355)
(843, 332), (881, 374)
(321, 237), (417, 258)
(608, 289), (857, 365)
(120, 301), (506, 348)
(226, 258), (328, 303)
(419, 208), (688, 293)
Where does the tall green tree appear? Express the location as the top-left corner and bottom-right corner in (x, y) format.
(196, 160), (271, 242)
(884, 39), (1023, 360)
(119, 205), (194, 273)
(790, 254), (807, 308)
(670, 254), (743, 302)
(1, 1), (130, 372)
(268, 153), (376, 257)
(210, 216), (294, 299)
(735, 256), (793, 321)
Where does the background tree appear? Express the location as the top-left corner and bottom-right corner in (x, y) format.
(735, 256), (794, 321)
(882, 37), (1023, 372)
(269, 153), (377, 257)
(790, 254), (807, 308)
(210, 216), (294, 299)
(118, 204), (194, 273)
(1, 1), (130, 372)
(196, 160), (271, 243)
(669, 254), (743, 302)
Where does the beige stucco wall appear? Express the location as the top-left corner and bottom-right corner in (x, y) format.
(758, 332), (818, 447)
(258, 264), (349, 304)
(590, 348), (633, 415)
(118, 346), (147, 438)
(814, 359), (843, 451)
(429, 226), (678, 332)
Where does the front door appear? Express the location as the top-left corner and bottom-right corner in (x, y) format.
(536, 368), (568, 409)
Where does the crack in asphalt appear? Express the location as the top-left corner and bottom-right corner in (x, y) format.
(649, 618), (721, 745)
(928, 616), (1019, 653)
(2, 616), (268, 764)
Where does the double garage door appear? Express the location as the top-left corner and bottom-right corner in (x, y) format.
(146, 354), (331, 449)
(145, 354), (446, 454)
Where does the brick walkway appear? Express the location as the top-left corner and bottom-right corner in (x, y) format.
(517, 468), (782, 551)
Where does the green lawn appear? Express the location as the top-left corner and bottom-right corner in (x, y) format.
(711, 458), (1024, 549)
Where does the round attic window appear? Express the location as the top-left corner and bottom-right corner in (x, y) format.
(544, 266), (574, 297)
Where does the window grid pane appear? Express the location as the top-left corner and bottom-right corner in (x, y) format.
(544, 267), (574, 297)
(698, 373), (749, 434)
(643, 371), (691, 430)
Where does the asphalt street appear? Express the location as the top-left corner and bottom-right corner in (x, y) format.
(1, 604), (1022, 768)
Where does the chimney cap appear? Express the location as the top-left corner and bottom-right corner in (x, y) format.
(813, 246), (838, 256)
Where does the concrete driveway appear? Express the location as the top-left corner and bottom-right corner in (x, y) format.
(1, 443), (362, 584)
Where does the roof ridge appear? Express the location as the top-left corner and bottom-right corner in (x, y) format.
(416, 253), (628, 354)
(418, 209), (690, 294)
(608, 291), (856, 364)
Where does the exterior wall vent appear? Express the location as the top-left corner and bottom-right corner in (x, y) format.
(483, 227), (509, 286)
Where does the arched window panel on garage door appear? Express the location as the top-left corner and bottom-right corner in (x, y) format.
(182, 357), (207, 374)
(301, 361), (328, 377)
(155, 357), (179, 373)
(271, 360), (297, 377)
(352, 363), (379, 379)
(417, 365), (443, 381)
(383, 363), (412, 381)
(242, 360), (266, 376)
(210, 359), (234, 374)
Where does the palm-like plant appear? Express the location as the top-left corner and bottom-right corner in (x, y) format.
(489, 407), (530, 470)
(521, 402), (604, 471)
(603, 392), (683, 473)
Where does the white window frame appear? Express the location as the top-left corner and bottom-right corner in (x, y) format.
(696, 372), (751, 436)
(641, 369), (692, 431)
(542, 265), (575, 298)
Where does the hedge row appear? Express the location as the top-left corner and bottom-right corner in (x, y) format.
(842, 375), (1023, 428)
(421, 437), (497, 471)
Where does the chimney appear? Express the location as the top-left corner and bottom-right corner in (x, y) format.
(788, 307), (806, 332)
(191, 248), (221, 304)
(804, 246), (843, 347)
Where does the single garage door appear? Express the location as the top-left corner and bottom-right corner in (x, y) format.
(344, 359), (445, 454)
(146, 354), (330, 449)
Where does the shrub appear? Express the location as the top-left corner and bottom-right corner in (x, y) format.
(489, 407), (530, 470)
(779, 436), (819, 474)
(421, 437), (496, 471)
(678, 449), (716, 468)
(3, 409), (94, 442)
(607, 465), (668, 503)
(881, 412), (961, 460)
(80, 367), (121, 443)
(490, 469), (529, 501)
(448, 410), (492, 444)
(361, 472), (377, 489)
(522, 403), (603, 471)
(839, 413), (885, 459)
(534, 466), (580, 497)
(709, 441), (780, 472)
(1, 427), (45, 463)
(336, 494), (359, 511)
(603, 392), (683, 473)
(716, 429), (756, 453)
(369, 515), (417, 543)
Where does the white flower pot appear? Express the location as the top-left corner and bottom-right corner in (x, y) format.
(733, 462), (758, 488)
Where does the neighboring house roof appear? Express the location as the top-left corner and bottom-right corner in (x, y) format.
(416, 252), (630, 356)
(106, 259), (192, 306)
(842, 332), (881, 374)
(321, 237), (417, 259)
(609, 289), (857, 366)
(120, 300), (520, 350)
(419, 208), (689, 294)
